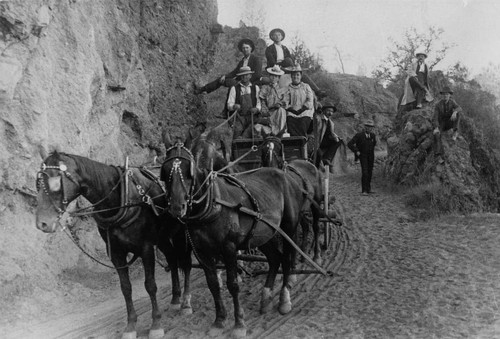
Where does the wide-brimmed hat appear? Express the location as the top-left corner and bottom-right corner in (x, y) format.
(364, 119), (375, 127)
(238, 38), (255, 52)
(415, 50), (428, 58)
(284, 62), (308, 73)
(236, 66), (254, 77)
(269, 28), (285, 40)
(440, 86), (454, 94)
(266, 65), (284, 76)
(322, 101), (337, 112)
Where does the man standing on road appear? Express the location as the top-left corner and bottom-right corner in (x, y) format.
(347, 120), (377, 195)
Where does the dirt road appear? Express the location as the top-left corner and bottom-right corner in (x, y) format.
(5, 165), (500, 338)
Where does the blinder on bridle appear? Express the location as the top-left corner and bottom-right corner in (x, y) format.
(36, 161), (81, 215)
(264, 136), (285, 168)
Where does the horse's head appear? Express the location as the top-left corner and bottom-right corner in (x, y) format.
(36, 151), (83, 233)
(161, 142), (197, 219)
(261, 136), (285, 169)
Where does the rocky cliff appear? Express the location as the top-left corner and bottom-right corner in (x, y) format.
(0, 0), (219, 324)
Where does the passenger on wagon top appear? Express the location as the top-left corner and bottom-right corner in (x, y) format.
(256, 64), (288, 137)
(312, 101), (342, 168)
(195, 38), (263, 95)
(227, 66), (261, 139)
(283, 63), (315, 137)
(265, 28), (327, 99)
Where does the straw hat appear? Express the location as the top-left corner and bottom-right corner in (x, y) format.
(266, 65), (284, 76)
(415, 50), (428, 58)
(284, 62), (308, 73)
(236, 66), (254, 77)
(364, 119), (375, 127)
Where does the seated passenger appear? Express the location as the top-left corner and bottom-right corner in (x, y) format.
(313, 101), (342, 167)
(255, 65), (287, 137)
(196, 38), (262, 95)
(283, 63), (315, 137)
(265, 28), (326, 98)
(227, 66), (261, 139)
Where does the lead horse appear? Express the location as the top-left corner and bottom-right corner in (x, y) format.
(161, 139), (305, 338)
(261, 136), (324, 264)
(35, 151), (192, 339)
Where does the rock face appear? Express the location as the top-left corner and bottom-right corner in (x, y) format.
(385, 105), (500, 213)
(0, 0), (218, 323)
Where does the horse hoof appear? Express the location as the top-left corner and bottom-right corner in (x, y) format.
(314, 257), (323, 266)
(208, 325), (224, 337)
(122, 331), (137, 339)
(288, 274), (297, 285)
(232, 326), (247, 338)
(278, 302), (292, 315)
(170, 303), (181, 310)
(260, 300), (273, 314)
(149, 328), (165, 339)
(181, 306), (193, 315)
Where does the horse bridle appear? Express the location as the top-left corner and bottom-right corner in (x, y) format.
(164, 143), (196, 208)
(264, 137), (285, 169)
(36, 162), (82, 216)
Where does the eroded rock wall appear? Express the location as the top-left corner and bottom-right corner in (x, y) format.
(0, 0), (218, 323)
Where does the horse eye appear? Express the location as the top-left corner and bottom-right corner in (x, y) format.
(48, 176), (62, 192)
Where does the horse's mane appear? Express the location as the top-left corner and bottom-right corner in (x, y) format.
(190, 134), (228, 172)
(48, 151), (117, 188)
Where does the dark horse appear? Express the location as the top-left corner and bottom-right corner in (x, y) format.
(261, 136), (324, 264)
(35, 151), (192, 339)
(161, 139), (305, 338)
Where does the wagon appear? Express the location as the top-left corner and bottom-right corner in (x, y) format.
(230, 135), (336, 259)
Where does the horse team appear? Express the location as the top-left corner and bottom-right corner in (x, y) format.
(35, 131), (330, 338)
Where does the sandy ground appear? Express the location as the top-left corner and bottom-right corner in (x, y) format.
(4, 162), (500, 339)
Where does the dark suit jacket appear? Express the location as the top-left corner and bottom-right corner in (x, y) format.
(347, 131), (376, 159)
(225, 54), (262, 83)
(433, 98), (462, 125)
(265, 44), (292, 67)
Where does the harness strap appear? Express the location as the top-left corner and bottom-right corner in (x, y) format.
(218, 174), (260, 250)
(214, 197), (327, 276)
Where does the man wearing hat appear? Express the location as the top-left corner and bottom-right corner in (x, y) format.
(196, 38), (262, 94)
(227, 66), (261, 138)
(265, 28), (327, 99)
(284, 63), (315, 136)
(312, 101), (342, 168)
(401, 50), (433, 109)
(257, 64), (288, 137)
(433, 86), (462, 154)
(347, 120), (377, 195)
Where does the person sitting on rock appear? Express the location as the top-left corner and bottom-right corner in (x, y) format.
(227, 66), (261, 139)
(433, 86), (462, 154)
(312, 101), (342, 168)
(283, 63), (315, 137)
(347, 120), (377, 195)
(196, 38), (262, 95)
(265, 28), (327, 99)
(401, 50), (433, 109)
(256, 65), (288, 137)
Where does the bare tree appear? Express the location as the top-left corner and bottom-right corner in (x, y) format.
(372, 26), (455, 85)
(240, 0), (267, 39)
(334, 46), (345, 74)
(289, 35), (323, 71)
